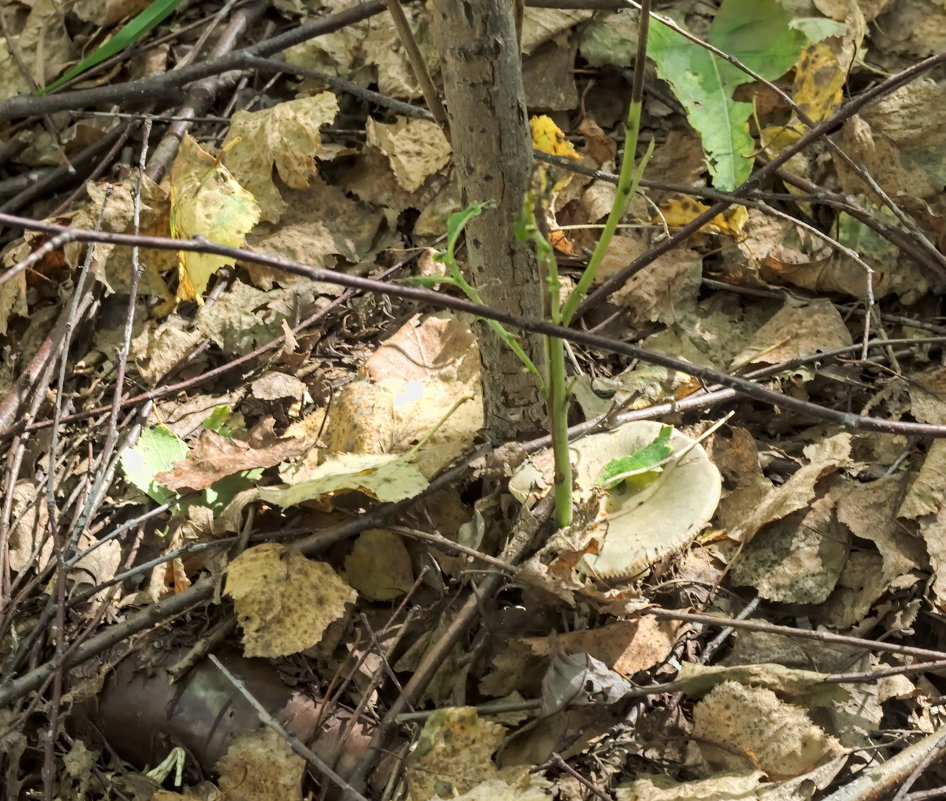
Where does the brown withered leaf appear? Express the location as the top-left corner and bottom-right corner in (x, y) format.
(156, 418), (312, 492)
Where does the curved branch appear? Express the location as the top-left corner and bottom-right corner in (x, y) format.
(0, 0), (386, 122)
(1, 211), (944, 439)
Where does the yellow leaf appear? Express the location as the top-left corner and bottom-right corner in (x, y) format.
(169, 134), (261, 304)
(221, 93), (340, 222)
(792, 41), (846, 125)
(530, 114), (579, 160)
(656, 196), (747, 238)
(530, 115), (580, 199)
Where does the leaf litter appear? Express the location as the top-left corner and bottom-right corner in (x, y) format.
(3, 0), (946, 797)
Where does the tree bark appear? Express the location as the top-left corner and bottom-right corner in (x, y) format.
(429, 0), (546, 441)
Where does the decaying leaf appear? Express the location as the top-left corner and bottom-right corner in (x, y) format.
(155, 418), (312, 493)
(262, 451), (429, 506)
(169, 134), (262, 303)
(222, 94), (340, 222)
(693, 681), (845, 779)
(344, 528), (414, 601)
(405, 708), (506, 800)
(216, 727), (304, 801)
(367, 116), (451, 193)
(225, 543), (356, 657)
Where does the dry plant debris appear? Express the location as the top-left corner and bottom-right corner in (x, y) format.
(2, 0), (946, 798)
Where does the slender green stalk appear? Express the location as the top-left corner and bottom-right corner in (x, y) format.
(546, 334), (572, 527)
(450, 271), (543, 387)
(539, 0), (653, 526)
(559, 2), (654, 327)
(523, 186), (573, 528)
(433, 0), (654, 530)
(430, 202), (544, 387)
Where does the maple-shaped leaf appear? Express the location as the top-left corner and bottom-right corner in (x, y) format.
(169, 134), (261, 303)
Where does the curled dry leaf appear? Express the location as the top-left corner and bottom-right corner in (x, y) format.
(216, 728), (304, 801)
(693, 681), (845, 779)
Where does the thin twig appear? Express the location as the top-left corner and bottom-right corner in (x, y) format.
(2, 212), (945, 439)
(381, 0), (450, 136)
(146, 0), (267, 182)
(641, 608), (946, 662)
(209, 654), (371, 801)
(347, 492), (556, 792)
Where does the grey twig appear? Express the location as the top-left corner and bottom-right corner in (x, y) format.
(2, 211), (946, 440)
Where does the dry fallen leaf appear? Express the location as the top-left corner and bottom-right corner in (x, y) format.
(216, 728), (304, 801)
(405, 708), (506, 800)
(222, 93), (340, 222)
(226, 543), (356, 657)
(693, 681), (844, 779)
(367, 117), (452, 193)
(344, 528), (414, 601)
(169, 134), (262, 303)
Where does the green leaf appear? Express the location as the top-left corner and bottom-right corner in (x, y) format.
(444, 201), (493, 257)
(119, 425), (188, 504)
(204, 469), (263, 514)
(597, 424), (674, 490)
(648, 0), (821, 189)
(36, 0), (182, 95)
(120, 423), (263, 514)
(202, 406), (245, 439)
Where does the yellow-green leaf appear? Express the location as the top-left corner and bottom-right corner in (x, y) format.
(169, 134), (261, 303)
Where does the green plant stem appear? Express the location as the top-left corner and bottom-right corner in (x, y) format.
(454, 273), (543, 386)
(533, 202), (573, 528)
(543, 0), (651, 527)
(547, 333), (572, 527)
(433, 202), (544, 387)
(560, 105), (652, 327)
(559, 1), (653, 327)
(431, 2), (653, 531)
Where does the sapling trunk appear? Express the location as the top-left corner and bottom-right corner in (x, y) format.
(428, 0), (654, 531)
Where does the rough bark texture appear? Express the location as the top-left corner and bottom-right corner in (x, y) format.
(430, 0), (546, 441)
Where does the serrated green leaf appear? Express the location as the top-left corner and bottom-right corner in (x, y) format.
(648, 0), (822, 190)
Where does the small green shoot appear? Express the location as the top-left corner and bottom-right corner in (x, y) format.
(517, 168), (574, 526)
(36, 0), (182, 95)
(597, 424), (674, 491)
(428, 1), (654, 530)
(427, 202), (544, 387)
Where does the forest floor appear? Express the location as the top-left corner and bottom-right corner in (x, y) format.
(2, 0), (946, 799)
